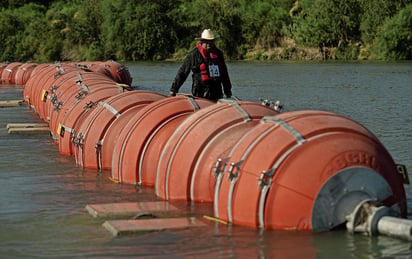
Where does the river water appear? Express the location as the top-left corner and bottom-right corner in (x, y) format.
(0, 61), (411, 258)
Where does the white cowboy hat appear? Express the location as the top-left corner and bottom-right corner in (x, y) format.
(195, 29), (216, 41)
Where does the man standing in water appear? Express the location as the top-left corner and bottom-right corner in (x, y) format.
(169, 29), (232, 101)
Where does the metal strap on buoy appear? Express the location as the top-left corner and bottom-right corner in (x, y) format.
(73, 132), (85, 167)
(53, 66), (66, 79)
(257, 116), (306, 228)
(96, 139), (103, 171)
(227, 160), (243, 223)
(162, 120), (192, 200)
(57, 123), (75, 138)
(139, 113), (190, 185)
(215, 115), (306, 226)
(115, 84), (127, 93)
(161, 100), (253, 201)
(185, 95), (200, 111)
(75, 80), (90, 100)
(218, 99), (251, 121)
(75, 109), (99, 168)
(214, 122), (276, 219)
(141, 96), (200, 185)
(115, 96), (162, 183)
(98, 101), (120, 118)
(226, 123), (276, 222)
(116, 118), (141, 183)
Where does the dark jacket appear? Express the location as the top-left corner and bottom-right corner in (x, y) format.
(170, 44), (232, 101)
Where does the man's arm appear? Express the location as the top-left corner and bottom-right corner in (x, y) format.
(170, 53), (193, 95)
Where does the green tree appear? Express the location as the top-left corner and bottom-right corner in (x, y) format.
(374, 4), (412, 60)
(240, 0), (290, 49)
(69, 0), (103, 60)
(359, 0), (410, 45)
(175, 0), (243, 59)
(1, 0), (411, 62)
(15, 4), (48, 61)
(291, 0), (361, 59)
(100, 0), (177, 60)
(0, 3), (49, 61)
(42, 1), (76, 61)
(0, 8), (19, 61)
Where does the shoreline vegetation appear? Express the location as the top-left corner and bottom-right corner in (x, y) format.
(0, 0), (411, 63)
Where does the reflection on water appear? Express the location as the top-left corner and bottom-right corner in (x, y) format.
(1, 61), (411, 258)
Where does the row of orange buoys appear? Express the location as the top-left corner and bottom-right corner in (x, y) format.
(0, 62), (36, 85)
(1, 60), (407, 232)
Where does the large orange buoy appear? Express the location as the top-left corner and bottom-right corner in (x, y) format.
(14, 62), (37, 85)
(213, 110), (407, 231)
(58, 86), (125, 156)
(73, 90), (165, 169)
(1, 62), (22, 85)
(155, 100), (279, 202)
(111, 95), (214, 185)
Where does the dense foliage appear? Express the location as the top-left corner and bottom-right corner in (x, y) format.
(0, 0), (411, 61)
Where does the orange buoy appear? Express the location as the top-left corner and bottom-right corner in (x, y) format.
(155, 100), (279, 202)
(86, 62), (114, 79)
(14, 62), (37, 85)
(101, 60), (132, 86)
(213, 110), (407, 231)
(1, 62), (22, 85)
(71, 61), (115, 80)
(73, 91), (165, 169)
(111, 95), (214, 185)
(0, 63), (8, 83)
(58, 86), (125, 156)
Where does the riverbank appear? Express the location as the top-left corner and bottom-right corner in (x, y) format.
(168, 37), (369, 62)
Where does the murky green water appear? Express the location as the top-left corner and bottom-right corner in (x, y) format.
(0, 61), (411, 258)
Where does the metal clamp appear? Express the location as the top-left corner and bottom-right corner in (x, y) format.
(227, 161), (243, 181)
(258, 168), (275, 189)
(50, 85), (59, 95)
(95, 140), (102, 154)
(75, 90), (88, 100)
(84, 101), (97, 110)
(50, 94), (58, 105)
(54, 101), (64, 112)
(72, 133), (85, 147)
(213, 157), (229, 178)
